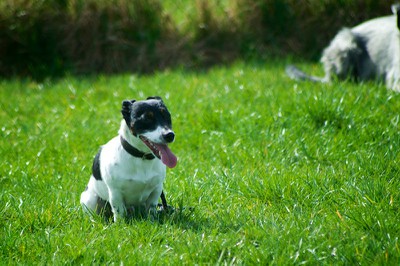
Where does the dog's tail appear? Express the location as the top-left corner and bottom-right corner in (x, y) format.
(285, 65), (327, 83)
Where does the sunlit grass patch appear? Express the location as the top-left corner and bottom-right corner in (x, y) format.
(1, 61), (399, 264)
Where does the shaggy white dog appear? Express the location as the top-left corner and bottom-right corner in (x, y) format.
(286, 4), (400, 92)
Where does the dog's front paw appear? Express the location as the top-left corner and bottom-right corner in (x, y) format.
(112, 206), (127, 223)
(157, 203), (175, 214)
(148, 205), (159, 221)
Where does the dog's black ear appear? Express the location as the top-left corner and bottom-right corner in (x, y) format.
(147, 96), (163, 102)
(121, 99), (135, 126)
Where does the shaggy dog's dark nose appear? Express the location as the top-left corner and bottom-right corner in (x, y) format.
(163, 131), (175, 143)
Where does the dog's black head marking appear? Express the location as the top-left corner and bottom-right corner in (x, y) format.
(121, 96), (173, 138)
(121, 99), (136, 130)
(120, 96), (177, 168)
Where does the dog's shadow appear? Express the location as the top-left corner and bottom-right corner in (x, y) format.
(95, 203), (208, 230)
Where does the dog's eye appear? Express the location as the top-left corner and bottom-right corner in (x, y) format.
(144, 112), (154, 121)
(160, 108), (171, 120)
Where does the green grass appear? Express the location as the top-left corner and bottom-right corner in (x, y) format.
(1, 60), (400, 264)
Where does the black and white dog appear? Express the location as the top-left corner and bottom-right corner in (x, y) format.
(286, 4), (400, 91)
(80, 96), (177, 222)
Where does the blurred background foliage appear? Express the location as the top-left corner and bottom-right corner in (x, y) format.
(0, 0), (391, 79)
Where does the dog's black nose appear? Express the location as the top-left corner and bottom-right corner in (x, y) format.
(163, 131), (175, 143)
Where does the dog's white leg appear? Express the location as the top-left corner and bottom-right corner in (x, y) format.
(108, 189), (127, 222)
(80, 191), (98, 215)
(386, 62), (400, 92)
(146, 186), (163, 219)
(80, 180), (99, 216)
(388, 77), (400, 92)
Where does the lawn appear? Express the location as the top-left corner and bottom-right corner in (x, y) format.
(1, 60), (399, 264)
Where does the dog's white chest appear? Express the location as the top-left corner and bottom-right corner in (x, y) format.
(98, 136), (166, 205)
(113, 170), (164, 204)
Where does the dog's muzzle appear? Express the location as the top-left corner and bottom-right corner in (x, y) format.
(163, 130), (175, 143)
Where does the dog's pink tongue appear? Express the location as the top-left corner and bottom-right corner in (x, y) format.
(156, 144), (177, 168)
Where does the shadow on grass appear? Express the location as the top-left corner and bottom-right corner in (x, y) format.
(88, 202), (211, 232)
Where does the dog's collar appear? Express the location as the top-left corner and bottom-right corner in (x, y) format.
(120, 136), (155, 160)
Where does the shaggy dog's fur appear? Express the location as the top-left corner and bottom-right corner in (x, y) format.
(286, 4), (400, 91)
